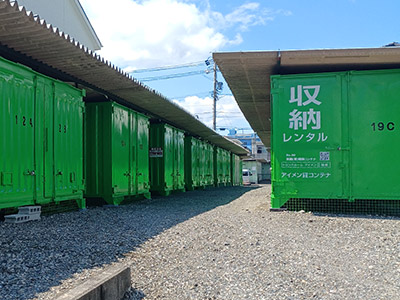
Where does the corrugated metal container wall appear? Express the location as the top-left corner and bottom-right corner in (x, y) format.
(150, 123), (185, 196)
(85, 101), (150, 205)
(204, 143), (214, 186)
(0, 56), (85, 210)
(223, 148), (232, 186)
(231, 154), (242, 186)
(214, 147), (232, 186)
(271, 69), (400, 210)
(198, 140), (206, 186)
(184, 136), (200, 190)
(213, 147), (222, 186)
(174, 128), (185, 191)
(136, 113), (151, 196)
(53, 82), (85, 203)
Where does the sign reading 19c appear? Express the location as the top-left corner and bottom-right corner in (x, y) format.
(371, 122), (395, 131)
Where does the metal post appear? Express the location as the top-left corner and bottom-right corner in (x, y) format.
(213, 62), (217, 130)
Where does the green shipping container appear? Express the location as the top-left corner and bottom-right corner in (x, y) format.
(271, 69), (400, 210)
(184, 136), (201, 190)
(85, 102), (150, 205)
(150, 123), (185, 196)
(185, 137), (214, 189)
(214, 147), (232, 186)
(0, 56), (85, 210)
(231, 154), (242, 186)
(204, 142), (215, 186)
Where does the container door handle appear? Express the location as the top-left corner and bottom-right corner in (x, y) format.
(25, 170), (36, 176)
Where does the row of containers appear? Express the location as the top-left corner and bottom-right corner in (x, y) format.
(0, 56), (243, 211)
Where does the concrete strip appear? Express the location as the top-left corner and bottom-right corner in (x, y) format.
(57, 265), (131, 300)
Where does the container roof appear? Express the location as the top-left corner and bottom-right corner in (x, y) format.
(213, 47), (400, 147)
(0, 0), (248, 156)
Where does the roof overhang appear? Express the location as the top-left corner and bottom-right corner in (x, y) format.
(213, 47), (400, 147)
(0, 0), (248, 156)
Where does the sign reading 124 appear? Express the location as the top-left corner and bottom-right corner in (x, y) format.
(371, 122), (395, 131)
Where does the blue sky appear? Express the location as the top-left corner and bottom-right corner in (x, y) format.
(80, 0), (400, 133)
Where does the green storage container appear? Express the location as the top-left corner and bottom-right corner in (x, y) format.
(271, 69), (400, 210)
(0, 56), (85, 210)
(214, 147), (232, 186)
(204, 142), (214, 186)
(231, 154), (242, 186)
(185, 137), (213, 189)
(85, 101), (150, 205)
(224, 149), (232, 186)
(150, 123), (185, 196)
(184, 136), (201, 190)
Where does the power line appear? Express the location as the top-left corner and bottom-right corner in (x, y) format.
(139, 70), (209, 82)
(130, 60), (206, 73)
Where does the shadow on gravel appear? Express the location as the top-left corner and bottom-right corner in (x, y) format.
(0, 185), (259, 300)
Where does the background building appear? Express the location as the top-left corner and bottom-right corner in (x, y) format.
(17, 0), (102, 51)
(227, 130), (271, 183)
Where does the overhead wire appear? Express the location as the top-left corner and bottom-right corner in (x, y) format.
(129, 60), (206, 73)
(139, 70), (211, 82)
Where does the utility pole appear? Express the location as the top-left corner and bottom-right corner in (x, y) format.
(213, 62), (217, 130)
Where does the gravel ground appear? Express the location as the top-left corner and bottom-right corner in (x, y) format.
(1, 184), (399, 300)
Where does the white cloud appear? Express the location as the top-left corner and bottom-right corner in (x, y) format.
(173, 95), (251, 129)
(80, 0), (291, 69)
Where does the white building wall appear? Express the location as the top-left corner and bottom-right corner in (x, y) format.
(17, 0), (101, 51)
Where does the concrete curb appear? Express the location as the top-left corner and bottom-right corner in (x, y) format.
(57, 265), (131, 300)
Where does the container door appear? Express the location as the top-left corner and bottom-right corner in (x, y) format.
(208, 145), (214, 185)
(349, 70), (400, 199)
(136, 114), (150, 195)
(198, 142), (205, 186)
(54, 84), (84, 198)
(164, 126), (174, 190)
(0, 66), (35, 208)
(218, 149), (223, 184)
(129, 112), (137, 196)
(35, 78), (54, 203)
(111, 105), (130, 196)
(271, 74), (345, 208)
(175, 130), (185, 189)
(192, 139), (199, 187)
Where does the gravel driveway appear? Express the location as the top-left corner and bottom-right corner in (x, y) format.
(1, 184), (399, 300)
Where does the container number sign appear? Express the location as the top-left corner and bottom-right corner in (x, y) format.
(371, 122), (395, 131)
(149, 147), (163, 158)
(15, 115), (33, 127)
